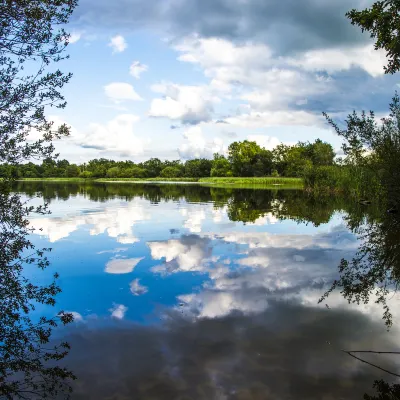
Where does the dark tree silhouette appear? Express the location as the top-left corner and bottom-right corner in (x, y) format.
(0, 0), (78, 398)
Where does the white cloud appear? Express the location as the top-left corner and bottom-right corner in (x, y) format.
(287, 44), (387, 78)
(109, 303), (128, 319)
(69, 32), (82, 44)
(148, 237), (211, 274)
(208, 225), (358, 251)
(130, 279), (148, 296)
(178, 291), (269, 319)
(180, 207), (206, 233)
(225, 110), (322, 128)
(30, 198), (152, 243)
(247, 213), (279, 226)
(105, 258), (144, 274)
(130, 61), (148, 79)
(76, 114), (146, 157)
(247, 135), (281, 150)
(174, 37), (330, 108)
(104, 82), (143, 103)
(149, 83), (219, 124)
(178, 126), (226, 160)
(108, 35), (127, 53)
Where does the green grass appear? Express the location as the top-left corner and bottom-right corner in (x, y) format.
(17, 176), (304, 188)
(199, 177), (303, 186)
(17, 177), (91, 182)
(96, 177), (199, 182)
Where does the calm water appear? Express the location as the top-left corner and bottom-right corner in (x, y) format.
(16, 182), (400, 399)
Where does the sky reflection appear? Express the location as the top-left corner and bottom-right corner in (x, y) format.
(16, 183), (400, 398)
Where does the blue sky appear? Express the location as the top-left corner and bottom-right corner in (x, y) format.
(47, 0), (400, 163)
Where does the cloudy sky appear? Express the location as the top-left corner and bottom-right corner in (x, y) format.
(50, 0), (398, 162)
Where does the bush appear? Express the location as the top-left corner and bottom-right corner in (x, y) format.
(106, 167), (120, 178)
(160, 167), (183, 178)
(79, 171), (93, 179)
(271, 169), (279, 177)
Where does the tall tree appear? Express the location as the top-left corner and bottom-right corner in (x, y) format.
(347, 0), (400, 74)
(0, 0), (78, 398)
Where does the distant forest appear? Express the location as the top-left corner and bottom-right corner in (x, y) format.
(2, 139), (335, 179)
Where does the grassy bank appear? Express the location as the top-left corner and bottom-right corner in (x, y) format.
(18, 176), (304, 187)
(96, 177), (199, 182)
(17, 177), (90, 182)
(199, 177), (303, 186)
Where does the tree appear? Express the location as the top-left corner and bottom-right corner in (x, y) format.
(228, 140), (262, 177)
(284, 146), (313, 177)
(184, 159), (213, 178)
(308, 139), (335, 166)
(272, 144), (291, 176)
(253, 149), (273, 176)
(106, 167), (120, 178)
(141, 158), (163, 177)
(65, 164), (79, 177)
(160, 166), (183, 178)
(211, 154), (232, 177)
(0, 0), (77, 164)
(0, 0), (78, 397)
(0, 191), (75, 399)
(79, 170), (93, 179)
(125, 166), (146, 178)
(347, 0), (400, 74)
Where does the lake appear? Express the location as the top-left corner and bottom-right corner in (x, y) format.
(16, 181), (400, 399)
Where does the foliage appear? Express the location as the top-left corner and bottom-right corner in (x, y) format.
(0, 0), (77, 164)
(160, 166), (183, 178)
(210, 154), (233, 177)
(320, 209), (400, 329)
(0, 0), (77, 397)
(364, 379), (400, 400)
(347, 0), (400, 74)
(79, 170), (93, 179)
(315, 94), (400, 329)
(184, 158), (212, 178)
(3, 139), (337, 180)
(0, 186), (76, 398)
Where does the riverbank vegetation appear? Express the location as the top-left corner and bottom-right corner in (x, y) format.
(304, 93), (400, 204)
(1, 138), (335, 181)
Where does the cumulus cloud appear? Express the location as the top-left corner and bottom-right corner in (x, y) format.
(247, 135), (281, 150)
(109, 304), (128, 319)
(130, 279), (149, 296)
(108, 35), (127, 53)
(76, 114), (146, 157)
(104, 82), (143, 103)
(31, 198), (152, 243)
(178, 126), (225, 160)
(105, 258), (144, 274)
(148, 235), (212, 274)
(129, 61), (148, 79)
(225, 110), (322, 128)
(73, 0), (369, 55)
(286, 44), (387, 78)
(149, 83), (219, 125)
(69, 31), (83, 44)
(180, 207), (206, 233)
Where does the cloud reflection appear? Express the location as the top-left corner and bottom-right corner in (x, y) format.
(105, 258), (144, 274)
(64, 300), (400, 400)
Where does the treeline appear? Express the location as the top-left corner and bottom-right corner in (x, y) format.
(1, 139), (335, 179)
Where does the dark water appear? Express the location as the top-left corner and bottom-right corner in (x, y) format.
(16, 182), (400, 399)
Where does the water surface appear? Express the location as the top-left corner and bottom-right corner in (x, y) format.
(17, 182), (400, 399)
